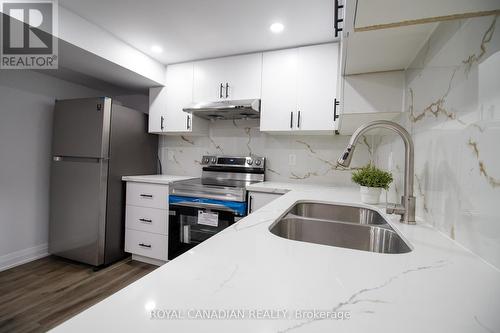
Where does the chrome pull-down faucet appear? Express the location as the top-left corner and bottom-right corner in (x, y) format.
(337, 120), (416, 224)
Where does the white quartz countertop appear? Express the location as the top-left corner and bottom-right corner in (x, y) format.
(246, 181), (330, 194)
(52, 185), (500, 332)
(121, 174), (196, 185)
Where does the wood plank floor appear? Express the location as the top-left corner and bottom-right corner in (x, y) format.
(0, 256), (157, 333)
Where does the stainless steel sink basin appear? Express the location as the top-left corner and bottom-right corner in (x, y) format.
(269, 202), (412, 254)
(287, 202), (386, 225)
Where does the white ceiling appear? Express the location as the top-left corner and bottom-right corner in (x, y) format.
(59, 0), (335, 65)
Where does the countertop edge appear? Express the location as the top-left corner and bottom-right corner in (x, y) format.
(121, 175), (197, 185)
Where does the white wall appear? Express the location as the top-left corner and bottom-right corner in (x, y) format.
(0, 70), (147, 271)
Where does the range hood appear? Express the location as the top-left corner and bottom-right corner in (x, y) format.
(183, 99), (260, 120)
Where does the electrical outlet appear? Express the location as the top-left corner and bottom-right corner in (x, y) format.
(167, 150), (175, 161)
(288, 154), (296, 166)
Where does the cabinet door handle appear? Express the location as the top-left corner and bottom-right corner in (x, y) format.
(297, 111), (301, 128)
(334, 0), (344, 38)
(140, 194), (153, 198)
(334, 98), (340, 122)
(225, 83), (229, 98)
(219, 83), (224, 98)
(187, 115), (191, 129)
(160, 116), (164, 131)
(139, 218), (152, 223)
(290, 112), (294, 129)
(248, 195), (253, 214)
(139, 243), (152, 248)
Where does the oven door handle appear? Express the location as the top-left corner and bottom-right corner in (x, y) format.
(171, 201), (238, 214)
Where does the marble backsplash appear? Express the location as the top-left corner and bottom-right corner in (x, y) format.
(159, 119), (378, 186)
(375, 15), (500, 269)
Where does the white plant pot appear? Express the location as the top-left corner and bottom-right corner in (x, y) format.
(359, 186), (382, 204)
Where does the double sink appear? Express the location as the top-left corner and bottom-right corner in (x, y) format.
(269, 202), (412, 254)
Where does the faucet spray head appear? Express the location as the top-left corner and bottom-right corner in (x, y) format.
(337, 144), (355, 167)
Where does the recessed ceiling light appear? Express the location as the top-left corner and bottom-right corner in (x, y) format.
(151, 45), (163, 53)
(270, 22), (284, 34)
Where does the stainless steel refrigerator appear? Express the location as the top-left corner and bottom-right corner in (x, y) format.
(49, 97), (158, 266)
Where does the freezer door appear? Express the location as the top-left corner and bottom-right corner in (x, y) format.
(48, 157), (108, 266)
(52, 97), (111, 158)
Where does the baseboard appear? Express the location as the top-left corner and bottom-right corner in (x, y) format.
(0, 243), (49, 272)
(131, 254), (166, 266)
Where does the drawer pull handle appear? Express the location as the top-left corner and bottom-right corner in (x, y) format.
(139, 243), (152, 248)
(139, 218), (152, 223)
(140, 194), (153, 198)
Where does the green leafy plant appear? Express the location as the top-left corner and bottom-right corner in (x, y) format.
(351, 164), (393, 190)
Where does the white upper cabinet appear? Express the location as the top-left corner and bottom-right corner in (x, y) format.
(261, 43), (339, 133)
(148, 86), (167, 134)
(297, 43), (339, 131)
(260, 48), (299, 132)
(148, 63), (208, 135)
(164, 63), (194, 132)
(193, 53), (262, 102)
(151, 43), (340, 135)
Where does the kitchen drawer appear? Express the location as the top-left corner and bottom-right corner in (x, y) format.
(126, 182), (169, 209)
(125, 229), (168, 261)
(125, 205), (168, 235)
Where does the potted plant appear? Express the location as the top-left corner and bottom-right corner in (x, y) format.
(351, 164), (393, 204)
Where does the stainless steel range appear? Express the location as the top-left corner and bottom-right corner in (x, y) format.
(168, 155), (265, 259)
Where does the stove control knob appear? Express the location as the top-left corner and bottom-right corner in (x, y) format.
(247, 158), (253, 165)
(255, 159), (262, 166)
(203, 157), (209, 164)
(211, 157), (217, 164)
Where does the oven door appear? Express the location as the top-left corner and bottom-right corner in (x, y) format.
(168, 196), (246, 260)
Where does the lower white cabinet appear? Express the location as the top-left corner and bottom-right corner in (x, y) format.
(125, 229), (168, 261)
(248, 191), (282, 214)
(126, 182), (169, 210)
(124, 182), (169, 264)
(125, 205), (168, 235)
